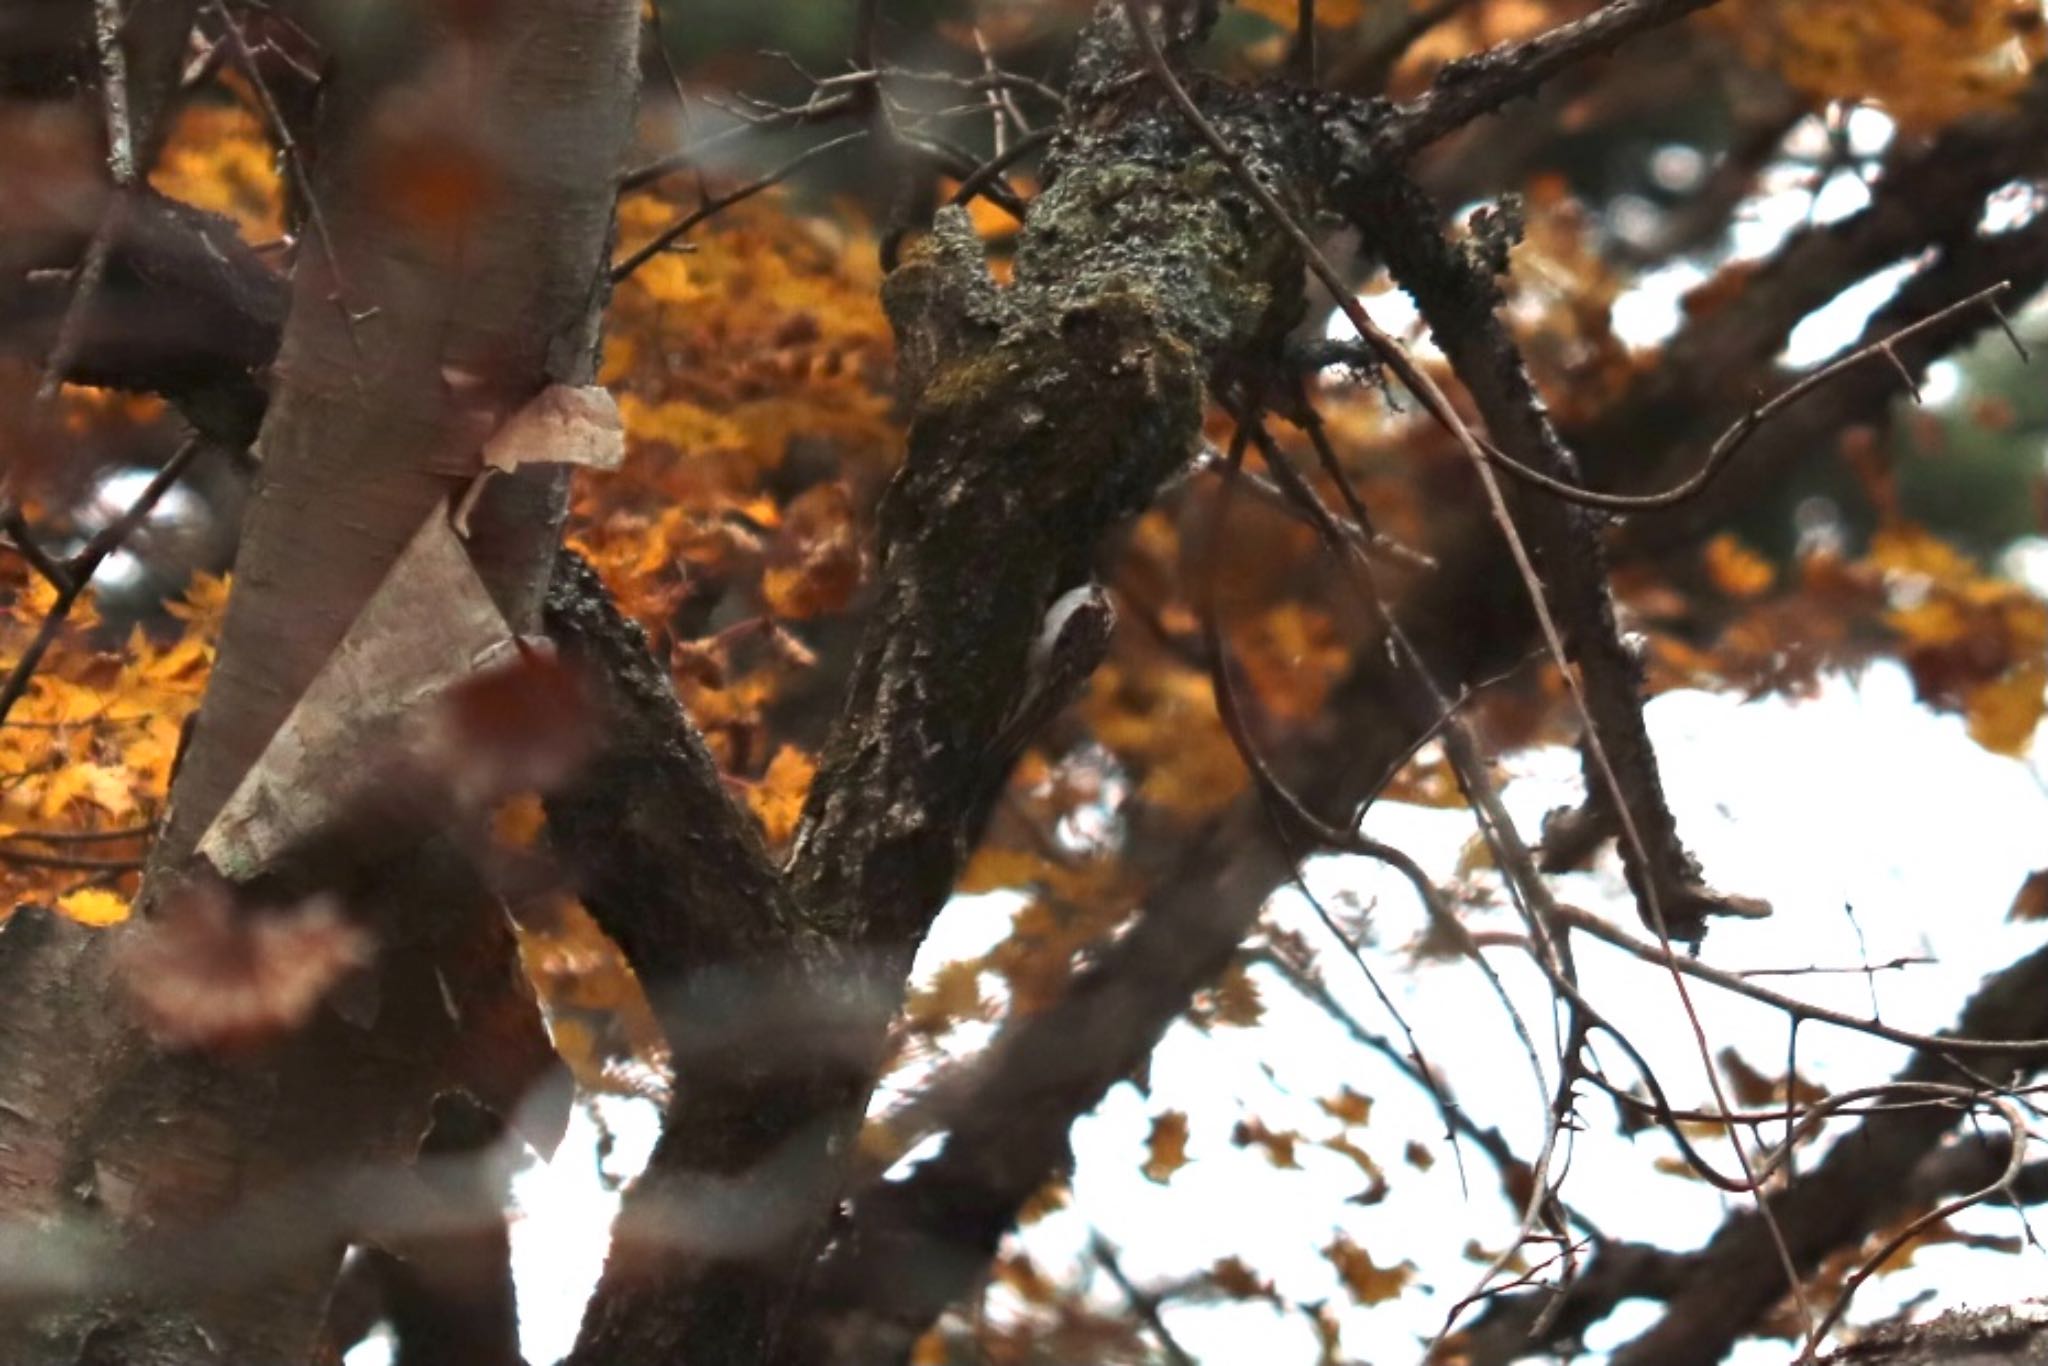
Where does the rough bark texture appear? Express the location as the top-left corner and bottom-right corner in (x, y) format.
(6, 2), (2047, 1362)
(564, 12), (1335, 1363)
(0, 2), (641, 1360)
(0, 189), (285, 446)
(789, 67), (2048, 1364)
(1823, 1308), (2048, 1366)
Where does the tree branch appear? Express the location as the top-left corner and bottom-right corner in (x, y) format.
(786, 65), (2048, 1361)
(1378, 0), (1724, 158)
(542, 550), (796, 994)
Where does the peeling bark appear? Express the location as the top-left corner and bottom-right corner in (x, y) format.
(0, 2), (641, 1360)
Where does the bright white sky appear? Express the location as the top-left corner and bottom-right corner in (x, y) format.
(344, 108), (2048, 1366)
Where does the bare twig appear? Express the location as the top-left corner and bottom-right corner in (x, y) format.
(1091, 1234), (1196, 1366)
(610, 131), (871, 283)
(0, 437), (204, 729)
(1472, 282), (2015, 511)
(1379, 0), (1723, 158)
(207, 0), (367, 346)
(0, 847), (145, 873)
(1557, 904), (2048, 1058)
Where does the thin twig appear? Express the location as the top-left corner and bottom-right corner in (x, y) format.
(1091, 1234), (1196, 1366)
(1120, 9), (1805, 1334)
(0, 437), (204, 729)
(610, 131), (871, 283)
(1557, 903), (2048, 1057)
(0, 822), (156, 845)
(208, 0), (367, 349)
(1471, 282), (2014, 511)
(2, 512), (77, 594)
(1287, 0), (1317, 82)
(1800, 1091), (2029, 1358)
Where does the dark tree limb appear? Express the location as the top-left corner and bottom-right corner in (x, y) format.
(0, 189), (286, 446)
(568, 6), (1343, 1360)
(542, 550), (796, 990)
(1378, 0), (1725, 158)
(1343, 169), (1761, 943)
(786, 98), (2048, 1366)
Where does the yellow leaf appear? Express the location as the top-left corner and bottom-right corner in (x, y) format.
(56, 888), (129, 926)
(745, 745), (815, 845)
(1966, 664), (2045, 755)
(40, 762), (135, 820)
(1869, 524), (1978, 586)
(149, 102), (285, 242)
(1709, 0), (2047, 131)
(1704, 534), (1776, 600)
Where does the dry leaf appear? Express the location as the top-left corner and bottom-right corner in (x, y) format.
(116, 881), (372, 1050)
(1143, 1110), (1191, 1183)
(1325, 1234), (1413, 1306)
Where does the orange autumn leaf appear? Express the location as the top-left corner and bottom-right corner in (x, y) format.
(1965, 663), (2045, 755)
(1233, 1117), (1301, 1169)
(1211, 958), (1265, 1027)
(56, 887), (130, 927)
(760, 483), (865, 621)
(1209, 1256), (1278, 1301)
(1704, 533), (1776, 600)
(903, 959), (989, 1036)
(746, 744), (816, 846)
(1143, 1110), (1191, 1183)
(1709, 0), (2046, 131)
(150, 100), (285, 243)
(1325, 1234), (1414, 1306)
(1318, 1085), (1375, 1127)
(1084, 662), (1246, 820)
(1017, 1179), (1070, 1226)
(958, 845), (1057, 895)
(1869, 523), (1980, 586)
(1321, 1133), (1389, 1203)
(1233, 602), (1351, 722)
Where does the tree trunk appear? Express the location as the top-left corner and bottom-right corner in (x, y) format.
(0, 3), (639, 1360)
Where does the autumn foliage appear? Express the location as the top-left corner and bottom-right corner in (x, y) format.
(4, 1), (2048, 1363)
